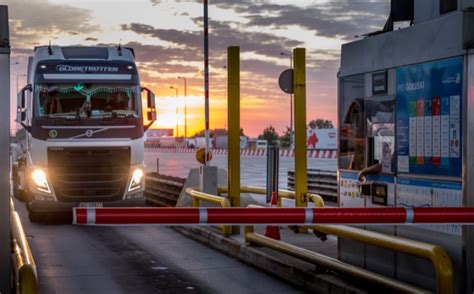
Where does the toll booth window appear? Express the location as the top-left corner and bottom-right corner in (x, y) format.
(339, 75), (365, 170)
(35, 84), (140, 118)
(365, 96), (396, 173)
(440, 0), (457, 14)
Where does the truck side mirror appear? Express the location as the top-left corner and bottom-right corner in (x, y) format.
(16, 84), (32, 123)
(141, 87), (157, 131)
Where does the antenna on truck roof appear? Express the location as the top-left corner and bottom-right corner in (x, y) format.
(117, 39), (122, 56)
(47, 40), (52, 55)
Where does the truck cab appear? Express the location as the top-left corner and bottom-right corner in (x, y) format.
(13, 46), (156, 222)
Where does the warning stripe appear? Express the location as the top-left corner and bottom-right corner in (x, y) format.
(146, 147), (337, 158)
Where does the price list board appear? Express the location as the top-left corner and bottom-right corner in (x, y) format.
(396, 56), (463, 177)
(396, 177), (462, 236)
(339, 171), (363, 207)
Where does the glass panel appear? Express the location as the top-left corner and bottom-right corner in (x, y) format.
(339, 74), (365, 170)
(366, 96), (396, 173)
(35, 84), (141, 119)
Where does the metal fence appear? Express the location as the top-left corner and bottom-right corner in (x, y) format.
(287, 169), (337, 202)
(145, 173), (186, 207)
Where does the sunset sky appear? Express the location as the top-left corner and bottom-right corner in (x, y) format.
(6, 0), (390, 137)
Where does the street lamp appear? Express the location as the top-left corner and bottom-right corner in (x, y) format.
(280, 51), (293, 149)
(178, 76), (187, 144)
(170, 86), (179, 137)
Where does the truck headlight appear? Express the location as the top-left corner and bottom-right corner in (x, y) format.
(32, 169), (51, 194)
(128, 168), (144, 192)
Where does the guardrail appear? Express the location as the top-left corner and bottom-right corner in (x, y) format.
(243, 224), (428, 293)
(184, 187), (232, 235)
(288, 169), (337, 202)
(10, 198), (38, 294)
(217, 185), (325, 208)
(145, 173), (185, 207)
(249, 189), (454, 294)
(312, 224), (453, 294)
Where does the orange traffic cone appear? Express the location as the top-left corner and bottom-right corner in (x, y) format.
(264, 191), (281, 240)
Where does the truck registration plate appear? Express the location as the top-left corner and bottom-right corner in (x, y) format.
(79, 202), (103, 208)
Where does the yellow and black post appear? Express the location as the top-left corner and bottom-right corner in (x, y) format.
(227, 46), (240, 234)
(293, 48), (308, 208)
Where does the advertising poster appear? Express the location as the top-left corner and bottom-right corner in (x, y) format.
(396, 56), (463, 177)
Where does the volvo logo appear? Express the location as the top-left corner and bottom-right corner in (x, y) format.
(48, 129), (58, 138)
(85, 130), (94, 138)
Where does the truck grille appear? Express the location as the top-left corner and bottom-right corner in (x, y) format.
(48, 147), (131, 202)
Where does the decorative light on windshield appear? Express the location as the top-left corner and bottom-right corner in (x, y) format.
(127, 65), (134, 70)
(37, 86), (134, 95)
(73, 83), (85, 92)
(40, 65), (47, 69)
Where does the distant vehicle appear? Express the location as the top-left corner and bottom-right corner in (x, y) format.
(12, 45), (157, 222)
(157, 136), (178, 147)
(248, 139), (268, 150)
(240, 136), (248, 149)
(192, 137), (207, 148)
(214, 135), (228, 149)
(145, 129), (173, 142)
(306, 128), (337, 150)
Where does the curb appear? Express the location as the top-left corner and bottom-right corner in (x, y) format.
(173, 226), (366, 293)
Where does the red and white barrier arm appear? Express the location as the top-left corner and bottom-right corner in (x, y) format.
(73, 207), (474, 226)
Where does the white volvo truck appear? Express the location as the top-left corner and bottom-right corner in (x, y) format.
(12, 45), (156, 222)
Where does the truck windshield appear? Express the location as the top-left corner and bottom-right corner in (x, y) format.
(34, 84), (141, 118)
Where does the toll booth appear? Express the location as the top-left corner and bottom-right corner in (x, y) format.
(337, 1), (474, 292)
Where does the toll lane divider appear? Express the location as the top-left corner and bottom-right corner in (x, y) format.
(73, 207), (474, 226)
(144, 147), (337, 159)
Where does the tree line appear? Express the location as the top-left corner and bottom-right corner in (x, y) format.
(258, 119), (333, 148)
(192, 118), (333, 149)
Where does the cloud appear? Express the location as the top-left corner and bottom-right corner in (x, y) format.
(185, 0), (390, 40)
(4, 0), (100, 48)
(122, 20), (303, 60)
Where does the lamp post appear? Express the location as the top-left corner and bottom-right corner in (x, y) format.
(280, 51), (293, 149)
(178, 76), (187, 145)
(170, 86), (179, 137)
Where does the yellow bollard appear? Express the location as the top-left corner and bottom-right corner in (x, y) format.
(228, 46), (241, 234)
(293, 48), (308, 208)
(192, 197), (200, 208)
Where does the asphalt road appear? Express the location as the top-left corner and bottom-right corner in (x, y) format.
(14, 199), (301, 294)
(145, 151), (336, 188)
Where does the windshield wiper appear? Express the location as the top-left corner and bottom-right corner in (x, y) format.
(42, 115), (82, 125)
(99, 112), (131, 124)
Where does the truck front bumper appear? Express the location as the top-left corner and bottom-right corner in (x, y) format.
(28, 198), (146, 213)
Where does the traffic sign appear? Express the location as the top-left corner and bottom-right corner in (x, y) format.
(278, 69), (293, 94)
